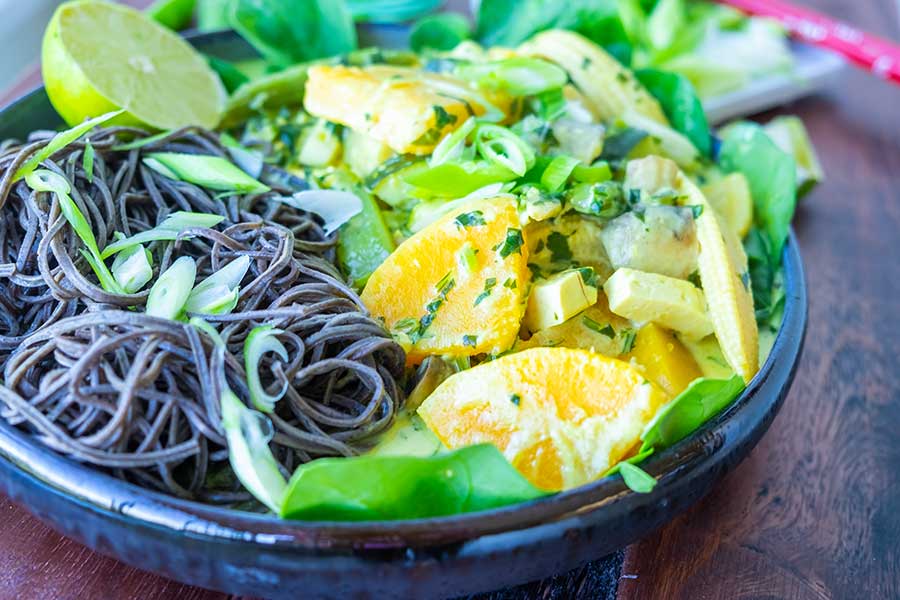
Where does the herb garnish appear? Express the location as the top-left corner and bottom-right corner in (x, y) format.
(689, 205), (704, 219)
(411, 273), (456, 342)
(474, 277), (498, 306)
(583, 316), (615, 338)
(462, 334), (478, 347)
(546, 231), (571, 262)
(621, 329), (637, 353)
(433, 105), (458, 129)
(455, 210), (486, 228)
(503, 277), (517, 289)
(509, 393), (521, 406)
(494, 228), (524, 258)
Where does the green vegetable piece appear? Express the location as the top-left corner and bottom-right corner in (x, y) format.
(14, 110), (123, 182)
(197, 0), (230, 31)
(640, 375), (746, 452)
(456, 57), (567, 97)
(100, 211), (225, 259)
(144, 153), (269, 194)
(474, 0), (632, 65)
(567, 181), (627, 219)
(221, 63), (312, 128)
(207, 56), (250, 94)
(718, 122), (797, 262)
(494, 228), (524, 258)
(410, 12), (471, 52)
(346, 0), (442, 23)
(337, 187), (395, 289)
(636, 69), (710, 156)
(474, 124), (535, 176)
(229, 0), (357, 68)
(245, 325), (289, 413)
(147, 0), (197, 30)
(572, 162), (612, 183)
(279, 444), (549, 521)
(546, 231), (571, 262)
(762, 116), (824, 199)
(24, 170), (123, 294)
(646, 0), (685, 51)
(404, 160), (517, 198)
(619, 461), (657, 493)
(454, 210), (486, 228)
(111, 244), (153, 294)
(540, 155), (580, 192)
(146, 256), (197, 320)
(82, 141), (95, 184)
(185, 255), (251, 315)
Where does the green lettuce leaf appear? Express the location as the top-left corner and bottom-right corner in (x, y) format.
(640, 376), (746, 452)
(635, 68), (710, 156)
(718, 121), (797, 262)
(280, 444), (550, 521)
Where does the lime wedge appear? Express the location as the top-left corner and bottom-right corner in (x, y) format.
(42, 0), (225, 129)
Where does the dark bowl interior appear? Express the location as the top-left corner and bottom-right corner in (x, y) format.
(0, 29), (808, 599)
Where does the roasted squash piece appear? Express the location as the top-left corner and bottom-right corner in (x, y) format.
(304, 65), (510, 155)
(361, 196), (529, 362)
(418, 347), (668, 491)
(625, 323), (702, 398)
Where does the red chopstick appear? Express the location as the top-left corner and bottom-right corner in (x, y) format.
(717, 0), (900, 84)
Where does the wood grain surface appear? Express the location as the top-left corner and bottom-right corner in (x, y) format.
(1, 1), (899, 599)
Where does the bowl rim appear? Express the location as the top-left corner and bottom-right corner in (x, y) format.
(0, 28), (808, 551)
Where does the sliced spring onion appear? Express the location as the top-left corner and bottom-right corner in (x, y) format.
(146, 256), (197, 319)
(112, 130), (174, 152)
(404, 160), (517, 198)
(83, 141), (95, 184)
(572, 162), (613, 183)
(100, 211), (225, 259)
(111, 244), (153, 294)
(279, 190), (363, 235)
(14, 110), (124, 181)
(474, 124), (535, 177)
(25, 169), (122, 294)
(245, 325), (289, 413)
(221, 388), (287, 513)
(407, 183), (510, 233)
(540, 155), (580, 192)
(144, 152), (270, 194)
(430, 117), (476, 167)
(185, 255), (251, 315)
(457, 243), (479, 273)
(456, 57), (567, 96)
(220, 132), (264, 178)
(191, 318), (287, 514)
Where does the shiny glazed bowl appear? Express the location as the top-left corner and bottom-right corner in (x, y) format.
(0, 30), (808, 600)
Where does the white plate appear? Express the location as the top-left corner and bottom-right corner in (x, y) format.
(704, 42), (846, 124)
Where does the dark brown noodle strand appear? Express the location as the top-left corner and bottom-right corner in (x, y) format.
(0, 127), (405, 504)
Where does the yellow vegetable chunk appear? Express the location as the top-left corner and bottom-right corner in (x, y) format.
(418, 347), (668, 491)
(702, 172), (754, 238)
(519, 30), (667, 124)
(361, 196), (528, 362)
(625, 323), (702, 398)
(604, 268), (713, 340)
(678, 172), (759, 382)
(522, 298), (631, 358)
(304, 65), (508, 155)
(523, 268), (598, 333)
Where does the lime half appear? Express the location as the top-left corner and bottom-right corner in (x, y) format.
(42, 0), (225, 129)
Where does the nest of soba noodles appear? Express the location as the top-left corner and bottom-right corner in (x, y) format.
(0, 126), (405, 503)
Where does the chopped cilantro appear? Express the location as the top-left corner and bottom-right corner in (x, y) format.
(527, 262), (545, 279)
(741, 271), (751, 291)
(689, 205), (704, 219)
(392, 317), (418, 333)
(474, 277), (498, 306)
(583, 316), (615, 338)
(546, 231), (572, 262)
(509, 393), (521, 406)
(503, 277), (517, 289)
(688, 270), (702, 288)
(494, 228), (524, 258)
(433, 105), (458, 129)
(462, 334), (478, 347)
(455, 210), (486, 228)
(436, 271), (455, 296)
(534, 239), (545, 254)
(576, 267), (598, 287)
(621, 329), (637, 353)
(410, 272), (456, 342)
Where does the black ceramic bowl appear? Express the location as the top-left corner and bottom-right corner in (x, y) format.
(0, 30), (808, 600)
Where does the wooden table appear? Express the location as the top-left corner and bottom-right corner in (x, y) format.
(2, 1), (899, 598)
